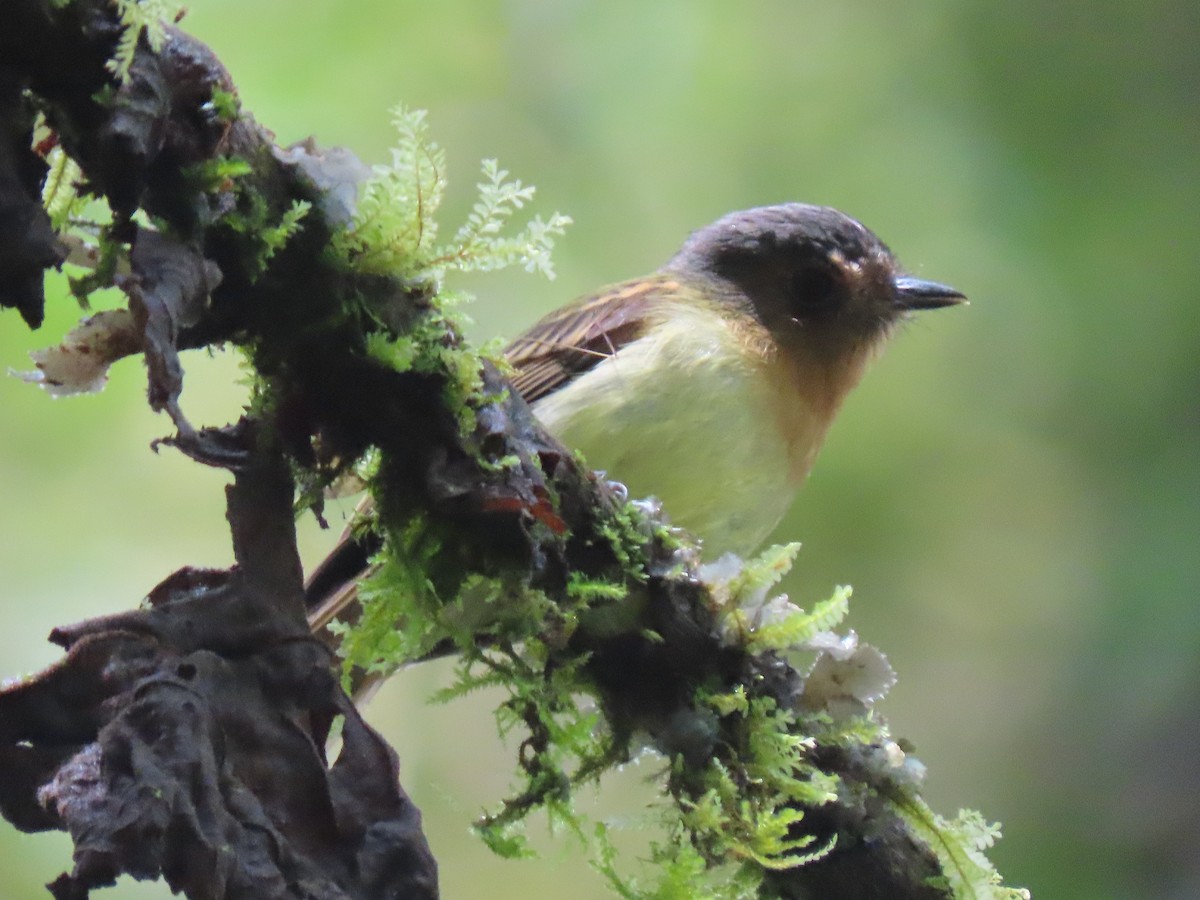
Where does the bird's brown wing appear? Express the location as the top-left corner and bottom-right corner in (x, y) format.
(503, 274), (681, 404)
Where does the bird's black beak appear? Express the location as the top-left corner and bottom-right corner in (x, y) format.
(893, 276), (967, 311)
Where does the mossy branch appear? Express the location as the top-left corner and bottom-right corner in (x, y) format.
(0, 2), (1023, 898)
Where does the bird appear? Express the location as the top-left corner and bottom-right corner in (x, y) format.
(502, 203), (964, 555)
(305, 202), (964, 662)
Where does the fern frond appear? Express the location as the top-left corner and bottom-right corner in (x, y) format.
(107, 0), (177, 83)
(41, 148), (87, 232)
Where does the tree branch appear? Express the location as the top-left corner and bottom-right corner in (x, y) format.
(0, 428), (436, 899)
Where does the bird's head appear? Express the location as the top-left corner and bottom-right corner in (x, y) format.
(666, 203), (965, 357)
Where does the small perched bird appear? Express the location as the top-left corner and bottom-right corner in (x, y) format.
(503, 202), (964, 555)
(306, 203), (963, 645)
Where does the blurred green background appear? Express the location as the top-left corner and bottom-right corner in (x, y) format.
(2, 1), (1197, 897)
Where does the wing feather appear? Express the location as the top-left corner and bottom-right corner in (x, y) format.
(502, 275), (682, 404)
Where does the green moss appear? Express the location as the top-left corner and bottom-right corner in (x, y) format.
(676, 696), (838, 874)
(41, 148), (88, 233)
(885, 792), (1029, 900)
(182, 157), (254, 194)
(66, 226), (123, 307)
(106, 0), (179, 83)
(594, 822), (762, 900)
(329, 513), (445, 683)
(329, 107), (570, 283)
(257, 200), (312, 270)
(470, 641), (615, 857)
(212, 171), (312, 281)
(206, 88), (240, 122)
(595, 498), (654, 578)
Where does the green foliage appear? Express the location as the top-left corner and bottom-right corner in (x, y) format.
(339, 496), (1019, 898)
(336, 500), (633, 866)
(746, 585), (851, 653)
(41, 148), (87, 233)
(380, 556), (629, 860)
(593, 822), (760, 900)
(331, 107), (446, 278)
(566, 573), (629, 605)
(330, 105), (570, 284)
(329, 515), (443, 683)
(678, 697), (838, 873)
(472, 641), (613, 858)
(106, 0), (179, 83)
(705, 543), (851, 652)
(212, 172), (313, 282)
(66, 227), (123, 307)
(319, 106), (591, 740)
(183, 156), (254, 194)
(206, 88), (240, 122)
(595, 496), (655, 577)
(37, 128), (124, 307)
(435, 159), (572, 279)
(591, 691), (844, 898)
(324, 107), (568, 440)
(886, 793), (1030, 900)
(591, 580), (1021, 899)
(363, 289), (482, 435)
(257, 199), (312, 269)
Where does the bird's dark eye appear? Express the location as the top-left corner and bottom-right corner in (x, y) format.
(791, 263), (840, 317)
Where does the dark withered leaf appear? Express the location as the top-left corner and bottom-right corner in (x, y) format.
(123, 228), (221, 433)
(0, 460), (438, 899)
(0, 77), (64, 328)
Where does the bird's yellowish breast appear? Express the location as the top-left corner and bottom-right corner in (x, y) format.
(530, 302), (841, 556)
